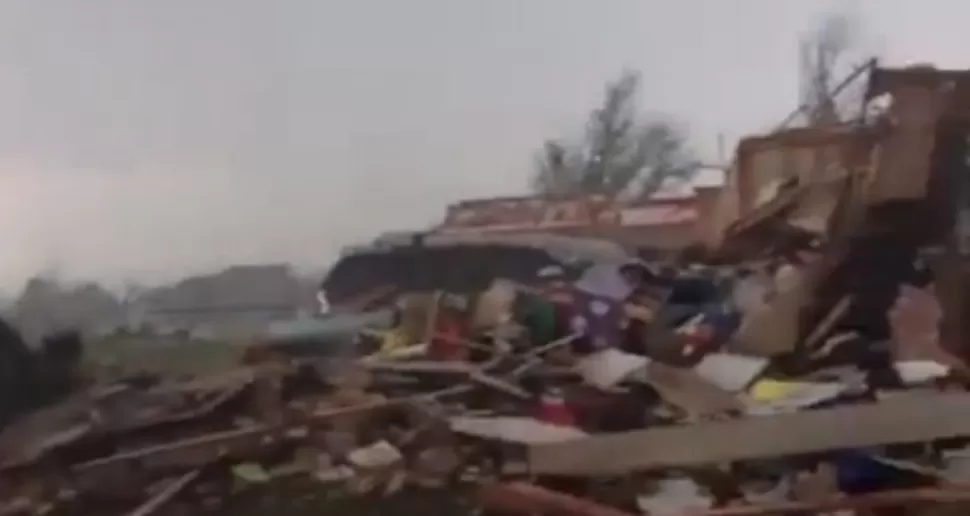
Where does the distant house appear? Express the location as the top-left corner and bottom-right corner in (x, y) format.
(138, 264), (316, 341)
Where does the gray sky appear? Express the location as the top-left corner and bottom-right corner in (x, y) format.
(0, 0), (963, 290)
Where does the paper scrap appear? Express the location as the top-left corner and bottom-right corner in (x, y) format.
(894, 360), (949, 385)
(232, 462), (271, 484)
(693, 352), (769, 392)
(744, 380), (848, 415)
(575, 348), (649, 389)
(449, 416), (587, 444)
(636, 477), (713, 516)
(347, 440), (402, 469)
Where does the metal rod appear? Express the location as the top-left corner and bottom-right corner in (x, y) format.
(775, 57), (878, 131)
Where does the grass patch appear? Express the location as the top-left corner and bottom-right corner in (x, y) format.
(83, 335), (243, 380)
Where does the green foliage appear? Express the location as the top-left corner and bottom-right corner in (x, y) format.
(532, 71), (696, 198)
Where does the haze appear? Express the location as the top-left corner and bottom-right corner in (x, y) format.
(0, 0), (965, 291)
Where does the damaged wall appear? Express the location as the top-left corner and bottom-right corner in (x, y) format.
(863, 66), (970, 359)
(734, 124), (861, 222)
(868, 85), (946, 204)
(436, 193), (723, 252)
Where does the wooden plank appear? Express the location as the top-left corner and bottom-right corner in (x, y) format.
(528, 392), (970, 476)
(787, 178), (848, 235)
(362, 360), (475, 375)
(125, 470), (200, 516)
(469, 372), (531, 399)
(803, 295), (853, 350)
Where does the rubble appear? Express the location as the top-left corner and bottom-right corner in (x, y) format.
(9, 62), (970, 516)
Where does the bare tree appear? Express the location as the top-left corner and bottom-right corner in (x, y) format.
(531, 141), (583, 197)
(799, 12), (860, 126)
(532, 71), (696, 198)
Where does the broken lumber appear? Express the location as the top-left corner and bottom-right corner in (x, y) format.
(125, 469), (200, 516)
(703, 487), (970, 516)
(529, 392), (970, 476)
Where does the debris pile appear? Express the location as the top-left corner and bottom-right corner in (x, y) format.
(6, 62), (970, 516)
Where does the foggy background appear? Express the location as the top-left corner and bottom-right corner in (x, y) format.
(0, 0), (966, 292)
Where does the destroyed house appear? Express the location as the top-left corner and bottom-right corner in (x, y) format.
(724, 63), (970, 234)
(716, 61), (970, 361)
(19, 63), (970, 516)
(865, 66), (970, 359)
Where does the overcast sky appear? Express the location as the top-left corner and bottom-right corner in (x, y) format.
(0, 0), (965, 291)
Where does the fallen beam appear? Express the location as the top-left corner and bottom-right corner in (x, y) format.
(477, 482), (636, 516)
(702, 488), (970, 516)
(529, 392), (970, 476)
(111, 379), (252, 433)
(125, 469), (200, 516)
(479, 484), (970, 516)
(74, 424), (274, 475)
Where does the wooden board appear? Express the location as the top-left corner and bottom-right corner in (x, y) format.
(787, 178), (848, 236)
(868, 86), (944, 203)
(730, 263), (819, 357)
(529, 392), (970, 476)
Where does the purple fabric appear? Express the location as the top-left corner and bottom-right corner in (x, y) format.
(569, 289), (624, 350)
(573, 264), (634, 301)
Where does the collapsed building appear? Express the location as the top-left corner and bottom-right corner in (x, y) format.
(7, 62), (970, 516)
(719, 62), (970, 364)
